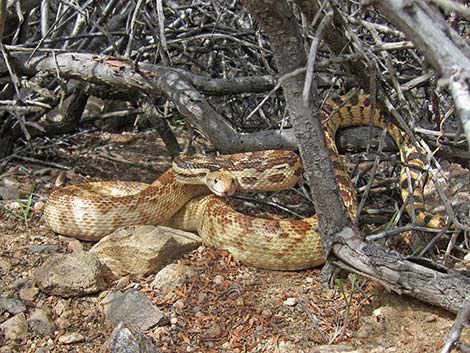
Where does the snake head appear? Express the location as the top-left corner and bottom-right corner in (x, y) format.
(205, 171), (238, 197)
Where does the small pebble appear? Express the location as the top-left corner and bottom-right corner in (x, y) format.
(373, 308), (383, 320)
(213, 274), (224, 285)
(19, 286), (39, 303)
(173, 299), (185, 311)
(283, 297), (297, 306)
(425, 314), (438, 323)
(206, 323), (222, 338)
(261, 308), (273, 317)
(58, 332), (85, 344)
(67, 239), (84, 253)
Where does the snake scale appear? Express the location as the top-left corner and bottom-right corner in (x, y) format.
(43, 96), (447, 270)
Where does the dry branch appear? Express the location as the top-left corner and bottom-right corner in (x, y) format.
(241, 0), (351, 244)
(0, 0), (468, 315)
(440, 300), (470, 353)
(372, 0), (470, 144)
(17, 51), (297, 153)
(241, 0), (470, 314)
(1, 47), (421, 157)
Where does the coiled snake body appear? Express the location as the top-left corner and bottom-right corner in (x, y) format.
(44, 96), (447, 270)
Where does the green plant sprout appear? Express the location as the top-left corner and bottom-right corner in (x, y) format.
(0, 184), (36, 226)
(335, 273), (359, 316)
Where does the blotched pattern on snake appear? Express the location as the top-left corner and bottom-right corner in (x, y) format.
(43, 96), (448, 270)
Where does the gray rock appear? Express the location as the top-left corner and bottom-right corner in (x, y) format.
(90, 225), (201, 277)
(19, 286), (39, 304)
(308, 344), (357, 352)
(151, 263), (193, 292)
(101, 289), (168, 330)
(0, 313), (28, 340)
(0, 258), (12, 274)
(0, 346), (12, 353)
(35, 252), (106, 297)
(0, 294), (26, 315)
(33, 348), (48, 353)
(206, 322), (222, 338)
(28, 308), (55, 337)
(0, 185), (21, 200)
(28, 244), (59, 254)
(104, 322), (161, 353)
(11, 277), (33, 291)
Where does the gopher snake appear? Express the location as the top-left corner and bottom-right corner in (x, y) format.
(43, 96), (447, 270)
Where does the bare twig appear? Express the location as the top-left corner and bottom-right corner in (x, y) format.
(429, 0), (470, 22)
(448, 75), (470, 143)
(303, 6), (333, 106)
(440, 300), (470, 353)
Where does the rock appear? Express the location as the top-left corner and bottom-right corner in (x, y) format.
(213, 274), (224, 285)
(0, 258), (12, 273)
(104, 322), (161, 353)
(58, 332), (85, 344)
(67, 239), (84, 253)
(206, 322), (222, 338)
(33, 348), (48, 353)
(309, 344), (357, 352)
(101, 289), (169, 330)
(0, 313), (28, 340)
(19, 286), (39, 304)
(35, 252), (106, 297)
(0, 185), (21, 200)
(0, 294), (26, 315)
(150, 263), (193, 291)
(28, 308), (55, 337)
(283, 297), (297, 306)
(90, 225), (201, 277)
(424, 314), (438, 323)
(11, 277), (33, 291)
(28, 244), (60, 254)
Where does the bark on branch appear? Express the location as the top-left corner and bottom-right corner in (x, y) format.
(19, 52), (297, 153)
(241, 0), (470, 314)
(241, 0), (351, 245)
(373, 0), (470, 144)
(3, 49), (411, 156)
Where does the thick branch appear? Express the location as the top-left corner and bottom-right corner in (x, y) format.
(19, 52), (296, 153)
(241, 0), (470, 314)
(5, 50), (388, 155)
(241, 0), (351, 250)
(331, 227), (470, 314)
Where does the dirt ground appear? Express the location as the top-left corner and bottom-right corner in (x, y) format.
(0, 130), (468, 353)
